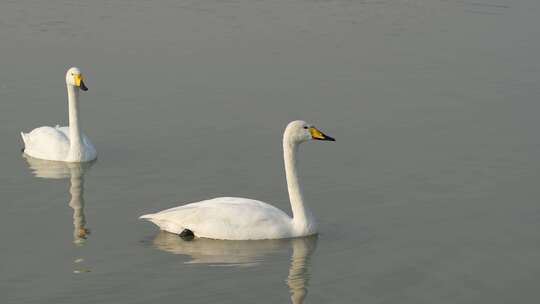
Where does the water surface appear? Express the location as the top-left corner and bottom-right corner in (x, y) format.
(1, 0), (540, 303)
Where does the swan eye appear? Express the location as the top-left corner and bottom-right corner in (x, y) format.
(303, 126), (308, 129)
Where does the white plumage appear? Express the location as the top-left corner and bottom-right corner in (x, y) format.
(140, 120), (335, 240)
(141, 197), (294, 240)
(21, 67), (96, 162)
(21, 125), (96, 162)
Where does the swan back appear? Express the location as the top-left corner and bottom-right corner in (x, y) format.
(22, 126), (70, 161)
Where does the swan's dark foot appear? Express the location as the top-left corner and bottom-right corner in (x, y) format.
(179, 229), (194, 241)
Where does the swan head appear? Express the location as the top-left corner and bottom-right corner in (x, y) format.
(65, 67), (88, 91)
(284, 120), (335, 144)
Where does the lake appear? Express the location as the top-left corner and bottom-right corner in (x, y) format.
(1, 0), (540, 303)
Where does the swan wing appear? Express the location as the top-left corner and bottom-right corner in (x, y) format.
(140, 197), (293, 240)
(21, 126), (70, 161)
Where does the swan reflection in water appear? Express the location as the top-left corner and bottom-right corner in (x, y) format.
(23, 155), (95, 244)
(153, 233), (317, 304)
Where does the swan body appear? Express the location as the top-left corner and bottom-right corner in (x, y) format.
(21, 67), (96, 162)
(141, 197), (296, 240)
(140, 120), (335, 240)
(21, 126), (96, 162)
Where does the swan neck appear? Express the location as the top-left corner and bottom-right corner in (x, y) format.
(67, 85), (83, 158)
(283, 138), (315, 232)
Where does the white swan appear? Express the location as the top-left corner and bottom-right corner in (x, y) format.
(21, 67), (96, 162)
(140, 120), (335, 240)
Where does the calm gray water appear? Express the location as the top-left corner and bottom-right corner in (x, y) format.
(1, 0), (540, 303)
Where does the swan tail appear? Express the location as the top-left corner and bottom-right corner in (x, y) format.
(139, 213), (160, 227)
(139, 213), (186, 235)
(20, 132), (29, 150)
(140, 212), (161, 222)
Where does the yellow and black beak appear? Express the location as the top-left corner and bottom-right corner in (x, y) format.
(309, 127), (335, 141)
(74, 74), (88, 91)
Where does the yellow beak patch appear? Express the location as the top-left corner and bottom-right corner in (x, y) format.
(309, 127), (326, 140)
(74, 74), (84, 87)
(308, 126), (335, 141)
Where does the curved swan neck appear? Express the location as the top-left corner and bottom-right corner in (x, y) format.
(67, 85), (83, 158)
(283, 137), (315, 231)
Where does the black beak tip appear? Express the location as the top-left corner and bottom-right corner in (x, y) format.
(80, 81), (88, 91)
(314, 135), (336, 141)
